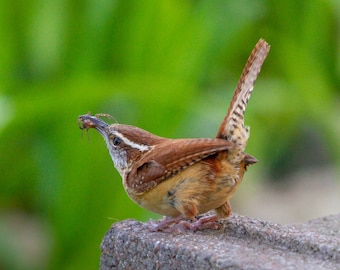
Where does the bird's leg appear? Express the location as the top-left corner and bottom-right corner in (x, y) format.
(147, 214), (222, 232)
(178, 214), (221, 231)
(147, 216), (185, 232)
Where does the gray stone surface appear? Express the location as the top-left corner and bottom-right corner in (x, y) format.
(100, 213), (340, 269)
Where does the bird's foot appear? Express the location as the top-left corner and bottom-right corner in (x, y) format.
(147, 215), (221, 232)
(178, 215), (221, 231)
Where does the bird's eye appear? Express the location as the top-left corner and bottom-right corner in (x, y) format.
(112, 136), (122, 146)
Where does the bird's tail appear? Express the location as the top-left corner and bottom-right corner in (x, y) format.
(216, 39), (270, 163)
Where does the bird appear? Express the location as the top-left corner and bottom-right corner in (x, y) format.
(78, 39), (270, 231)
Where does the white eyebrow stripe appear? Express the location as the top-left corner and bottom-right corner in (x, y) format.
(112, 131), (150, 152)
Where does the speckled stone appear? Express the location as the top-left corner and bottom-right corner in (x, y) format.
(100, 213), (340, 269)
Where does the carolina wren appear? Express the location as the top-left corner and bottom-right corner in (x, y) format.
(78, 39), (270, 231)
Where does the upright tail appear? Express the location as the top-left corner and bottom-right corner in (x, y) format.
(216, 39), (270, 162)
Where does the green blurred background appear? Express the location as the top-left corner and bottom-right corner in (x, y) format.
(0, 0), (339, 269)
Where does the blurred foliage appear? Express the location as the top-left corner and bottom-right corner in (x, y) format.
(0, 0), (339, 269)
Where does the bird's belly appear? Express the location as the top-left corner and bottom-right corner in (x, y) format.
(127, 161), (240, 217)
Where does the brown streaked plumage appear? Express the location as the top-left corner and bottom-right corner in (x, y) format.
(78, 39), (270, 231)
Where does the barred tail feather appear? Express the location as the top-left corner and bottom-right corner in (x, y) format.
(217, 39), (270, 144)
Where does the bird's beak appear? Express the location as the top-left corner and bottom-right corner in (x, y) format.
(78, 114), (109, 137)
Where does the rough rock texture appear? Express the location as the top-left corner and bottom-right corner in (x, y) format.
(100, 213), (340, 269)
